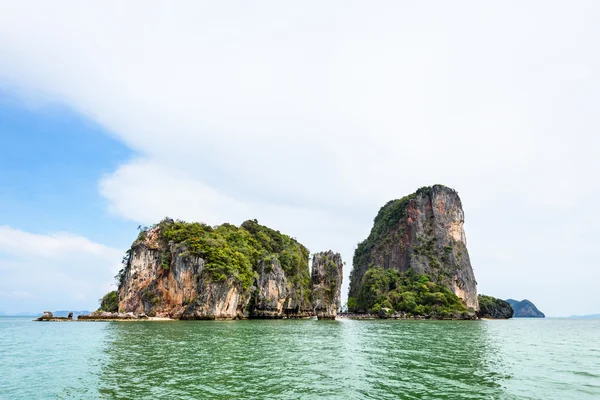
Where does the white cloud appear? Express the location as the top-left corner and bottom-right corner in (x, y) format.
(0, 226), (121, 261)
(0, 226), (122, 313)
(99, 159), (362, 282)
(1, 1), (599, 315)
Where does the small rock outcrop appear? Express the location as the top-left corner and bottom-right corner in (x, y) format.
(506, 299), (545, 318)
(77, 311), (148, 321)
(348, 185), (479, 319)
(311, 251), (343, 319)
(477, 295), (514, 319)
(35, 311), (73, 322)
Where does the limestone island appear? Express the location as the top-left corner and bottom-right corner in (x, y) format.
(80, 219), (343, 321)
(344, 184), (512, 320)
(506, 299), (545, 318)
(71, 184), (513, 322)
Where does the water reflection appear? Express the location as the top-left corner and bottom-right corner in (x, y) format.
(354, 320), (512, 399)
(97, 319), (513, 399)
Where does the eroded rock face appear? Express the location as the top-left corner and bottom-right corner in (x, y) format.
(180, 278), (249, 320)
(251, 257), (314, 319)
(252, 258), (288, 318)
(349, 185), (479, 311)
(116, 222), (316, 320)
(119, 237), (248, 320)
(311, 251), (343, 319)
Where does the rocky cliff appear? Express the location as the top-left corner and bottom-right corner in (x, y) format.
(116, 218), (314, 319)
(311, 251), (343, 319)
(348, 185), (479, 316)
(506, 299), (545, 318)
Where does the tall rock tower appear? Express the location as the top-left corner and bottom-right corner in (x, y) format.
(349, 185), (478, 311)
(311, 251), (343, 319)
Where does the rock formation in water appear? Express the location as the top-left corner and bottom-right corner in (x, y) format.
(311, 251), (343, 319)
(114, 218), (315, 319)
(34, 311), (74, 322)
(35, 311), (54, 321)
(477, 295), (513, 319)
(506, 299), (545, 318)
(348, 185), (479, 318)
(78, 311), (148, 320)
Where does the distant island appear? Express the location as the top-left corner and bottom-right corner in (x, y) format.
(567, 314), (600, 319)
(1, 310), (90, 318)
(506, 299), (545, 318)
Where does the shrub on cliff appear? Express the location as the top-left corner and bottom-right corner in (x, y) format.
(138, 218), (310, 297)
(99, 291), (119, 313)
(351, 267), (467, 317)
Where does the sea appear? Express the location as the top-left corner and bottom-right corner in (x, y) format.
(1, 317), (598, 399)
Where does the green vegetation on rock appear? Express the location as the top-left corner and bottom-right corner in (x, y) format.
(240, 219), (311, 303)
(352, 191), (419, 279)
(350, 186), (437, 290)
(142, 218), (310, 294)
(477, 295), (513, 319)
(349, 267), (468, 317)
(348, 184), (479, 317)
(99, 290), (119, 312)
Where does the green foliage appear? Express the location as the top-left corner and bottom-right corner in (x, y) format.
(114, 268), (126, 287)
(136, 225), (149, 242)
(142, 289), (161, 306)
(138, 217), (310, 294)
(160, 249), (172, 270)
(355, 267), (467, 317)
(115, 249), (131, 287)
(347, 297), (358, 312)
(241, 219), (311, 304)
(99, 290), (119, 312)
(477, 295), (514, 319)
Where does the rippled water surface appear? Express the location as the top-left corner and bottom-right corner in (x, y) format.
(1, 317), (599, 399)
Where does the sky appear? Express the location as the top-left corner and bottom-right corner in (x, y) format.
(0, 1), (599, 316)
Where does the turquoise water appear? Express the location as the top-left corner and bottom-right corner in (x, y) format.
(1, 317), (599, 399)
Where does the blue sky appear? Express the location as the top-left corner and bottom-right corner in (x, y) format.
(0, 93), (135, 313)
(0, 93), (134, 247)
(0, 1), (599, 316)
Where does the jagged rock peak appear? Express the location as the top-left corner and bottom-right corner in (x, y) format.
(311, 251), (343, 319)
(349, 185), (479, 315)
